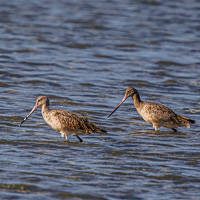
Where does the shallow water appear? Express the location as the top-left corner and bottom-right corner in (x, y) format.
(0, 0), (200, 199)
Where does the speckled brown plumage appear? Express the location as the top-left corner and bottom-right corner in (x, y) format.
(108, 87), (195, 132)
(20, 96), (106, 142)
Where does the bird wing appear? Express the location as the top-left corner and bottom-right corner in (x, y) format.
(48, 110), (101, 134)
(140, 102), (179, 124)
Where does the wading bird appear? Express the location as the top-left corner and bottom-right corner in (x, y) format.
(20, 96), (106, 142)
(108, 87), (195, 132)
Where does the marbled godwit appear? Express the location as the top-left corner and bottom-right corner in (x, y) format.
(108, 87), (195, 132)
(20, 96), (106, 142)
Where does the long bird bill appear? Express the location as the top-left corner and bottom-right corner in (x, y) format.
(107, 95), (128, 118)
(19, 105), (38, 127)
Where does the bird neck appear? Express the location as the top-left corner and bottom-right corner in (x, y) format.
(132, 92), (142, 108)
(41, 104), (50, 115)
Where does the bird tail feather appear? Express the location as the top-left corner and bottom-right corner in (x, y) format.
(177, 115), (195, 128)
(86, 121), (107, 134)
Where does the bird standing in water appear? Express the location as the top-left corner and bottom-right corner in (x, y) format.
(108, 87), (195, 132)
(20, 96), (106, 142)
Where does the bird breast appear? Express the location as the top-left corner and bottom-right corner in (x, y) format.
(42, 110), (63, 131)
(136, 104), (154, 124)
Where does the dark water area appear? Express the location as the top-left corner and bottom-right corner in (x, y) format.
(0, 0), (200, 199)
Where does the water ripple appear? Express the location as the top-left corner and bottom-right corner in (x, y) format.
(0, 0), (199, 200)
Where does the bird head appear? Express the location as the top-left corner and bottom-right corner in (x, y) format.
(19, 96), (49, 126)
(107, 87), (137, 118)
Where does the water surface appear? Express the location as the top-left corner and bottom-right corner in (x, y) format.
(0, 0), (200, 199)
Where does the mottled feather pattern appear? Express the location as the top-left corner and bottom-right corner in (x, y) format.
(137, 101), (194, 129)
(43, 109), (106, 134)
(138, 103), (175, 122)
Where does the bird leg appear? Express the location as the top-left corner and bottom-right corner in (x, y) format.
(76, 135), (83, 142)
(64, 134), (69, 141)
(153, 124), (159, 133)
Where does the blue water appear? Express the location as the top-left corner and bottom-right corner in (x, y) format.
(0, 0), (200, 199)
